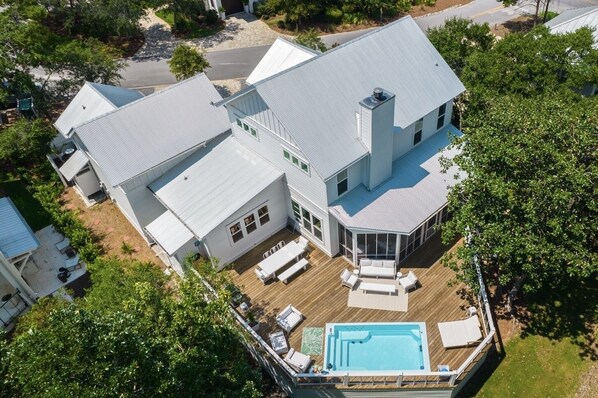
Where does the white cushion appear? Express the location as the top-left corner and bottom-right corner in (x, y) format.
(360, 259), (372, 267)
(382, 260), (395, 268)
(341, 269), (351, 281)
(371, 260), (384, 267)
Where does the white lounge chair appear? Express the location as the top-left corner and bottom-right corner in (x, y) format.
(55, 236), (71, 253)
(276, 305), (303, 333)
(438, 315), (483, 348)
(65, 255), (80, 270)
(254, 268), (272, 284)
(340, 269), (358, 289)
(284, 348), (311, 373)
(398, 270), (419, 292)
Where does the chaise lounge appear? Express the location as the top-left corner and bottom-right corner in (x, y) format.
(284, 348), (311, 373)
(359, 259), (396, 278)
(398, 270), (419, 292)
(438, 315), (483, 348)
(276, 305), (304, 333)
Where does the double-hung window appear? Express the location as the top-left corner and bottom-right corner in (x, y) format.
(413, 118), (423, 146)
(337, 169), (348, 196)
(228, 205), (270, 244)
(437, 104), (446, 130)
(229, 222), (243, 243)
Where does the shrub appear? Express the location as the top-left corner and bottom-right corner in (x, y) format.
(325, 7), (343, 24)
(295, 29), (327, 52)
(424, 0), (436, 6)
(205, 9), (219, 24)
(121, 241), (135, 255)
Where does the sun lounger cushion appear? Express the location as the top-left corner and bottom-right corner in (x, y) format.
(438, 315), (483, 348)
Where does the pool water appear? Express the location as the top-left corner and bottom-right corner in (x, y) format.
(324, 322), (430, 372)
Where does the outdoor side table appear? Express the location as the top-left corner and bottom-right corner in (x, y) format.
(269, 331), (288, 355)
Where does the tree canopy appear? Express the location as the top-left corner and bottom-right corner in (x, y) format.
(0, 258), (262, 397)
(168, 44), (210, 81)
(294, 29), (327, 52)
(0, 119), (56, 169)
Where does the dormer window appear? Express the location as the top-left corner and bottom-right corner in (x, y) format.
(437, 104), (446, 130)
(337, 169), (348, 196)
(413, 118), (423, 146)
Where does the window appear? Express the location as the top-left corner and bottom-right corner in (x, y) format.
(244, 214), (257, 234)
(413, 118), (423, 146)
(236, 118), (242, 127)
(399, 226), (423, 262)
(230, 222), (243, 243)
(283, 147), (310, 174)
(249, 127), (258, 139)
(291, 199), (323, 242)
(356, 233), (397, 260)
(237, 119), (259, 140)
(437, 104), (447, 130)
(337, 169), (348, 196)
(258, 205), (270, 225)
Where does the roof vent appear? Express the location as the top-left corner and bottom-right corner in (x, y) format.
(372, 88), (385, 102)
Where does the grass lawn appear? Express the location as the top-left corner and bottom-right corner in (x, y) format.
(0, 174), (52, 231)
(155, 10), (223, 39)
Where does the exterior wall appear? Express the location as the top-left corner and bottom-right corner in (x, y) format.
(123, 184), (167, 233)
(288, 187), (332, 255)
(392, 99), (454, 161)
(325, 157), (366, 204)
(203, 178), (287, 268)
(73, 169), (101, 196)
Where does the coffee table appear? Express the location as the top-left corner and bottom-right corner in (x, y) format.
(269, 331), (288, 355)
(359, 282), (396, 295)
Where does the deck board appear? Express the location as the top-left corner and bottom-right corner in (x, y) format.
(229, 229), (478, 374)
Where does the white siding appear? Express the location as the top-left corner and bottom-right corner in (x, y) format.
(203, 179), (287, 269)
(124, 185), (167, 231)
(326, 157), (367, 204)
(229, 91), (297, 145)
(393, 99), (453, 161)
(288, 188), (332, 256)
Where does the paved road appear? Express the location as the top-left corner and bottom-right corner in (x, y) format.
(120, 0), (596, 88)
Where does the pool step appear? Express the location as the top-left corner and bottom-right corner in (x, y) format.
(340, 331), (370, 341)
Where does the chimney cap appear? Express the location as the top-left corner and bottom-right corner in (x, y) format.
(373, 87), (385, 101)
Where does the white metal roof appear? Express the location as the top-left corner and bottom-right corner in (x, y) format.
(329, 125), (463, 234)
(149, 135), (283, 239)
(74, 74), (230, 187)
(239, 16), (464, 180)
(145, 210), (195, 255)
(58, 150), (89, 181)
(545, 6), (598, 46)
(0, 197), (40, 259)
(246, 38), (318, 85)
(54, 82), (143, 138)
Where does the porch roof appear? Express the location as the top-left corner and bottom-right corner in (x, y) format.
(329, 125), (463, 234)
(0, 197), (40, 259)
(58, 150), (89, 181)
(145, 210), (195, 256)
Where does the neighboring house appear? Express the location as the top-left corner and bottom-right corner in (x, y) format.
(204, 0), (255, 16)
(545, 5), (598, 95)
(54, 16), (464, 273)
(215, 16), (464, 267)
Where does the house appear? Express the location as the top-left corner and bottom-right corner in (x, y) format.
(545, 5), (598, 96)
(54, 16), (463, 274)
(212, 16), (464, 267)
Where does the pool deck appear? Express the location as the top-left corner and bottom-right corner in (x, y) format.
(229, 228), (479, 374)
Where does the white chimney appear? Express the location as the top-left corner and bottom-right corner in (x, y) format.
(359, 87), (395, 190)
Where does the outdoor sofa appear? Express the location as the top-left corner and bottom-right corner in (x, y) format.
(359, 259), (396, 278)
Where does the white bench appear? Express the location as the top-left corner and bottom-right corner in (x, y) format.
(359, 282), (396, 295)
(278, 258), (309, 284)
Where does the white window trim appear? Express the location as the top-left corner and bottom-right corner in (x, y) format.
(234, 114), (259, 140)
(226, 203), (270, 245)
(290, 198), (323, 243)
(413, 118), (423, 146)
(282, 146), (310, 176)
(337, 168), (348, 197)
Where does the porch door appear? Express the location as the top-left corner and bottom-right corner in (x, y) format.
(337, 223), (353, 262)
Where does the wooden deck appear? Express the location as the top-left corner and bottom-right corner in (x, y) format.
(229, 229), (478, 373)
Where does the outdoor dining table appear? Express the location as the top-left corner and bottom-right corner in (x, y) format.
(257, 241), (305, 278)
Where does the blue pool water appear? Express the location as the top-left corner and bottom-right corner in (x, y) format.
(323, 322), (430, 372)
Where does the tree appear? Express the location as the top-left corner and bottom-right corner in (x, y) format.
(168, 44), (210, 81)
(427, 17), (494, 76)
(442, 94), (597, 293)
(294, 29), (327, 52)
(0, 119), (56, 168)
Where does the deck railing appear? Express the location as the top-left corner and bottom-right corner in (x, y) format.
(0, 290), (29, 329)
(193, 250), (496, 392)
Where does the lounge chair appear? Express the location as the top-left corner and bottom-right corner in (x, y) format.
(276, 305), (303, 333)
(340, 269), (358, 289)
(438, 315), (483, 348)
(398, 270), (419, 292)
(65, 255), (80, 270)
(55, 236), (71, 253)
(254, 268), (272, 284)
(284, 348), (311, 373)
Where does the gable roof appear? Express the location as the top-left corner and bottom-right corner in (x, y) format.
(545, 6), (598, 46)
(222, 16), (465, 180)
(246, 38), (318, 85)
(149, 134), (283, 239)
(0, 197), (40, 259)
(74, 74), (230, 187)
(329, 125), (462, 234)
(54, 82), (143, 138)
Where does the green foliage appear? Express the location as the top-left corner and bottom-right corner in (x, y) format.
(443, 94), (597, 292)
(295, 28), (327, 52)
(1, 258), (262, 397)
(0, 119), (56, 168)
(0, 175), (52, 231)
(427, 17), (494, 75)
(168, 44), (210, 81)
(120, 240), (135, 255)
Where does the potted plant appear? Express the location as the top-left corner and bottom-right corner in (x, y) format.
(242, 0), (249, 13)
(218, 6), (226, 20)
(246, 311), (259, 332)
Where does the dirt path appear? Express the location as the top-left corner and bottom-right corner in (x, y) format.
(62, 188), (162, 267)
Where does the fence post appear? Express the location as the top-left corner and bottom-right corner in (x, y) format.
(343, 373), (349, 387)
(396, 373), (403, 387)
(449, 373), (457, 386)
